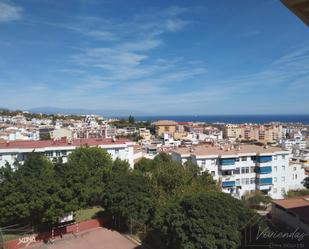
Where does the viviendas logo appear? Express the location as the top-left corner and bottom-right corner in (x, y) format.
(241, 214), (308, 248)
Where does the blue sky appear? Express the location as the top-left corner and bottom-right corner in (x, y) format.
(0, 0), (309, 115)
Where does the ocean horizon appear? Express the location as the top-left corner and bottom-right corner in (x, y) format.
(128, 114), (309, 124)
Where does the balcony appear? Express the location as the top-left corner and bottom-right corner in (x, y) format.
(222, 180), (236, 188)
(256, 185), (271, 191)
(256, 156), (272, 163)
(256, 177), (272, 190)
(256, 166), (272, 174)
(219, 158), (236, 170)
(220, 158), (236, 165)
(220, 164), (236, 170)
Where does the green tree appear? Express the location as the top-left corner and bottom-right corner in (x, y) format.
(128, 115), (135, 124)
(135, 153), (218, 203)
(302, 176), (309, 189)
(146, 191), (253, 249)
(102, 173), (155, 231)
(0, 153), (66, 226)
(286, 189), (309, 197)
(243, 191), (271, 209)
(57, 147), (113, 207)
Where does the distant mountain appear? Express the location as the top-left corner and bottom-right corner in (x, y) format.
(27, 107), (146, 117)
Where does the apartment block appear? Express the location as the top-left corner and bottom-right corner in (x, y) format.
(0, 138), (135, 168)
(224, 124), (283, 143)
(224, 124), (242, 141)
(171, 144), (305, 199)
(153, 120), (178, 137)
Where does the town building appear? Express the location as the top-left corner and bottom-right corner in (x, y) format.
(51, 128), (73, 140)
(171, 144), (305, 199)
(271, 195), (309, 234)
(224, 124), (242, 141)
(153, 120), (178, 137)
(280, 131), (307, 152)
(0, 138), (135, 168)
(224, 124), (283, 143)
(138, 128), (152, 141)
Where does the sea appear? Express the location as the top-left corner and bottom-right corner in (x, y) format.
(131, 115), (309, 124)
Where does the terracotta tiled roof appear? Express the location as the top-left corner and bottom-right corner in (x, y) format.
(272, 196), (309, 209)
(153, 120), (178, 126)
(172, 144), (287, 157)
(0, 138), (132, 149)
(272, 196), (309, 224)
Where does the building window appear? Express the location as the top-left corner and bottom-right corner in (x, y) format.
(274, 166), (277, 172)
(201, 160), (206, 166)
(273, 188), (277, 193)
(273, 155), (277, 160)
(281, 176), (285, 182)
(250, 178), (255, 184)
(115, 149), (120, 155)
(241, 156), (247, 161)
(241, 178), (249, 185)
(295, 174), (297, 179)
(241, 167), (249, 174)
(0, 155), (2, 161)
(273, 177), (277, 183)
(211, 171), (215, 176)
(45, 151), (53, 157)
(293, 167), (296, 171)
(282, 165), (285, 171)
(56, 151), (61, 157)
(282, 155), (286, 160)
(234, 168), (240, 174)
(250, 167), (255, 173)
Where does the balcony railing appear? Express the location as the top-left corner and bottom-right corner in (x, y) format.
(219, 158), (236, 165)
(256, 177), (272, 185)
(256, 166), (272, 174)
(222, 181), (236, 188)
(256, 156), (272, 163)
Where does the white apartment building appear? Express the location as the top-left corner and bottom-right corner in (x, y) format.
(171, 144), (306, 199)
(280, 132), (307, 151)
(0, 138), (135, 168)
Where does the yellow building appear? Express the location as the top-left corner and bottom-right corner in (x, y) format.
(224, 124), (283, 143)
(153, 120), (178, 137)
(224, 124), (242, 141)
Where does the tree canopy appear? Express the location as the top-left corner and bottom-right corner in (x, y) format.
(145, 191), (253, 249)
(0, 147), (119, 228)
(0, 154), (66, 226)
(302, 176), (309, 189)
(0, 149), (259, 249)
(102, 173), (155, 230)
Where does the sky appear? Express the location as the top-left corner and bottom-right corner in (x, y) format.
(0, 0), (309, 115)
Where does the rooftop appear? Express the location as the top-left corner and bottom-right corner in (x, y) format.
(153, 120), (178, 126)
(172, 144), (288, 157)
(272, 195), (309, 224)
(0, 138), (132, 150)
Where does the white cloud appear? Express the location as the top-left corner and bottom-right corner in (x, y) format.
(86, 30), (116, 41)
(165, 19), (189, 32)
(120, 39), (163, 52)
(0, 2), (22, 23)
(66, 5), (197, 92)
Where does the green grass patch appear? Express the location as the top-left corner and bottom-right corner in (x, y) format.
(3, 233), (24, 242)
(75, 206), (104, 223)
